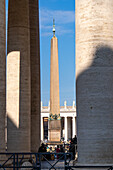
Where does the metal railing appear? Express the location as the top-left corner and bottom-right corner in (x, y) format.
(1, 152), (113, 170)
(0, 152), (73, 170)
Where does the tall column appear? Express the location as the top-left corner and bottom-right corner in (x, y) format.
(76, 0), (113, 164)
(41, 117), (43, 141)
(72, 116), (75, 138)
(75, 117), (77, 136)
(48, 117), (50, 141)
(29, 0), (40, 152)
(64, 116), (67, 142)
(7, 0), (31, 152)
(7, 0), (40, 152)
(0, 0), (6, 152)
(49, 20), (61, 142)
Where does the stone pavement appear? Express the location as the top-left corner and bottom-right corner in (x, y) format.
(41, 159), (73, 169)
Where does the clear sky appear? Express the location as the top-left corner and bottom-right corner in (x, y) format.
(39, 0), (75, 106)
(6, 0), (75, 106)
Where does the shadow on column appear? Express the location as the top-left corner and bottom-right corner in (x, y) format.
(76, 45), (113, 164)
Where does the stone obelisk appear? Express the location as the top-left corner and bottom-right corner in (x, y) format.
(49, 20), (61, 142)
(76, 0), (113, 164)
(7, 0), (40, 152)
(0, 0), (6, 153)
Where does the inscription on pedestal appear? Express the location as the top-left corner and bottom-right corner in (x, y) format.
(50, 130), (60, 142)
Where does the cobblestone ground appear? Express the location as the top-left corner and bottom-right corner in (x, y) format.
(41, 160), (113, 170)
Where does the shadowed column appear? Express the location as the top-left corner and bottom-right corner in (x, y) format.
(7, 0), (31, 152)
(0, 0), (6, 153)
(76, 0), (113, 164)
(29, 0), (40, 152)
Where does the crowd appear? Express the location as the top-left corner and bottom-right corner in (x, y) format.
(38, 135), (77, 160)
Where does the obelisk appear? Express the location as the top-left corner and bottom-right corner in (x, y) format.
(76, 0), (113, 164)
(0, 0), (6, 153)
(7, 0), (40, 152)
(49, 20), (61, 142)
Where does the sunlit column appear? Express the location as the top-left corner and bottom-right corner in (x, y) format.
(7, 0), (31, 152)
(48, 117), (49, 141)
(41, 116), (43, 141)
(72, 116), (75, 138)
(64, 116), (67, 141)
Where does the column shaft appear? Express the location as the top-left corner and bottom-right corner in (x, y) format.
(7, 0), (31, 152)
(41, 117), (43, 141)
(76, 0), (113, 164)
(0, 0), (6, 152)
(7, 0), (40, 152)
(29, 0), (40, 152)
(72, 117), (75, 138)
(64, 117), (67, 142)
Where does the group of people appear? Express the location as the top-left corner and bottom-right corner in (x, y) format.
(38, 135), (77, 160)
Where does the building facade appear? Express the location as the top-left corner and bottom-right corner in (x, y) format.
(41, 101), (76, 143)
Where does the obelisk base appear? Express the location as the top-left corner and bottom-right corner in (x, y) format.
(49, 129), (60, 142)
(49, 120), (61, 142)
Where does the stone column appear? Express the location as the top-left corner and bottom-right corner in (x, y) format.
(67, 117), (72, 139)
(76, 0), (113, 164)
(48, 118), (50, 141)
(72, 116), (75, 138)
(41, 117), (43, 141)
(29, 0), (40, 152)
(0, 0), (6, 153)
(7, 0), (31, 152)
(7, 0), (40, 152)
(75, 117), (77, 136)
(64, 116), (67, 142)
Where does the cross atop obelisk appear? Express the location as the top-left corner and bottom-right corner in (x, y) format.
(53, 19), (55, 37)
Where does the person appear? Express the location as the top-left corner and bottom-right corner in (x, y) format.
(56, 145), (60, 159)
(38, 143), (47, 161)
(60, 145), (64, 152)
(60, 145), (64, 159)
(69, 139), (75, 160)
(38, 143), (46, 153)
(73, 135), (77, 144)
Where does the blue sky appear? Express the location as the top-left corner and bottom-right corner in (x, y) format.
(6, 0), (75, 106)
(39, 0), (75, 106)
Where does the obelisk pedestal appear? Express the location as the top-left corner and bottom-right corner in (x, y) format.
(49, 23), (61, 143)
(49, 120), (61, 142)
